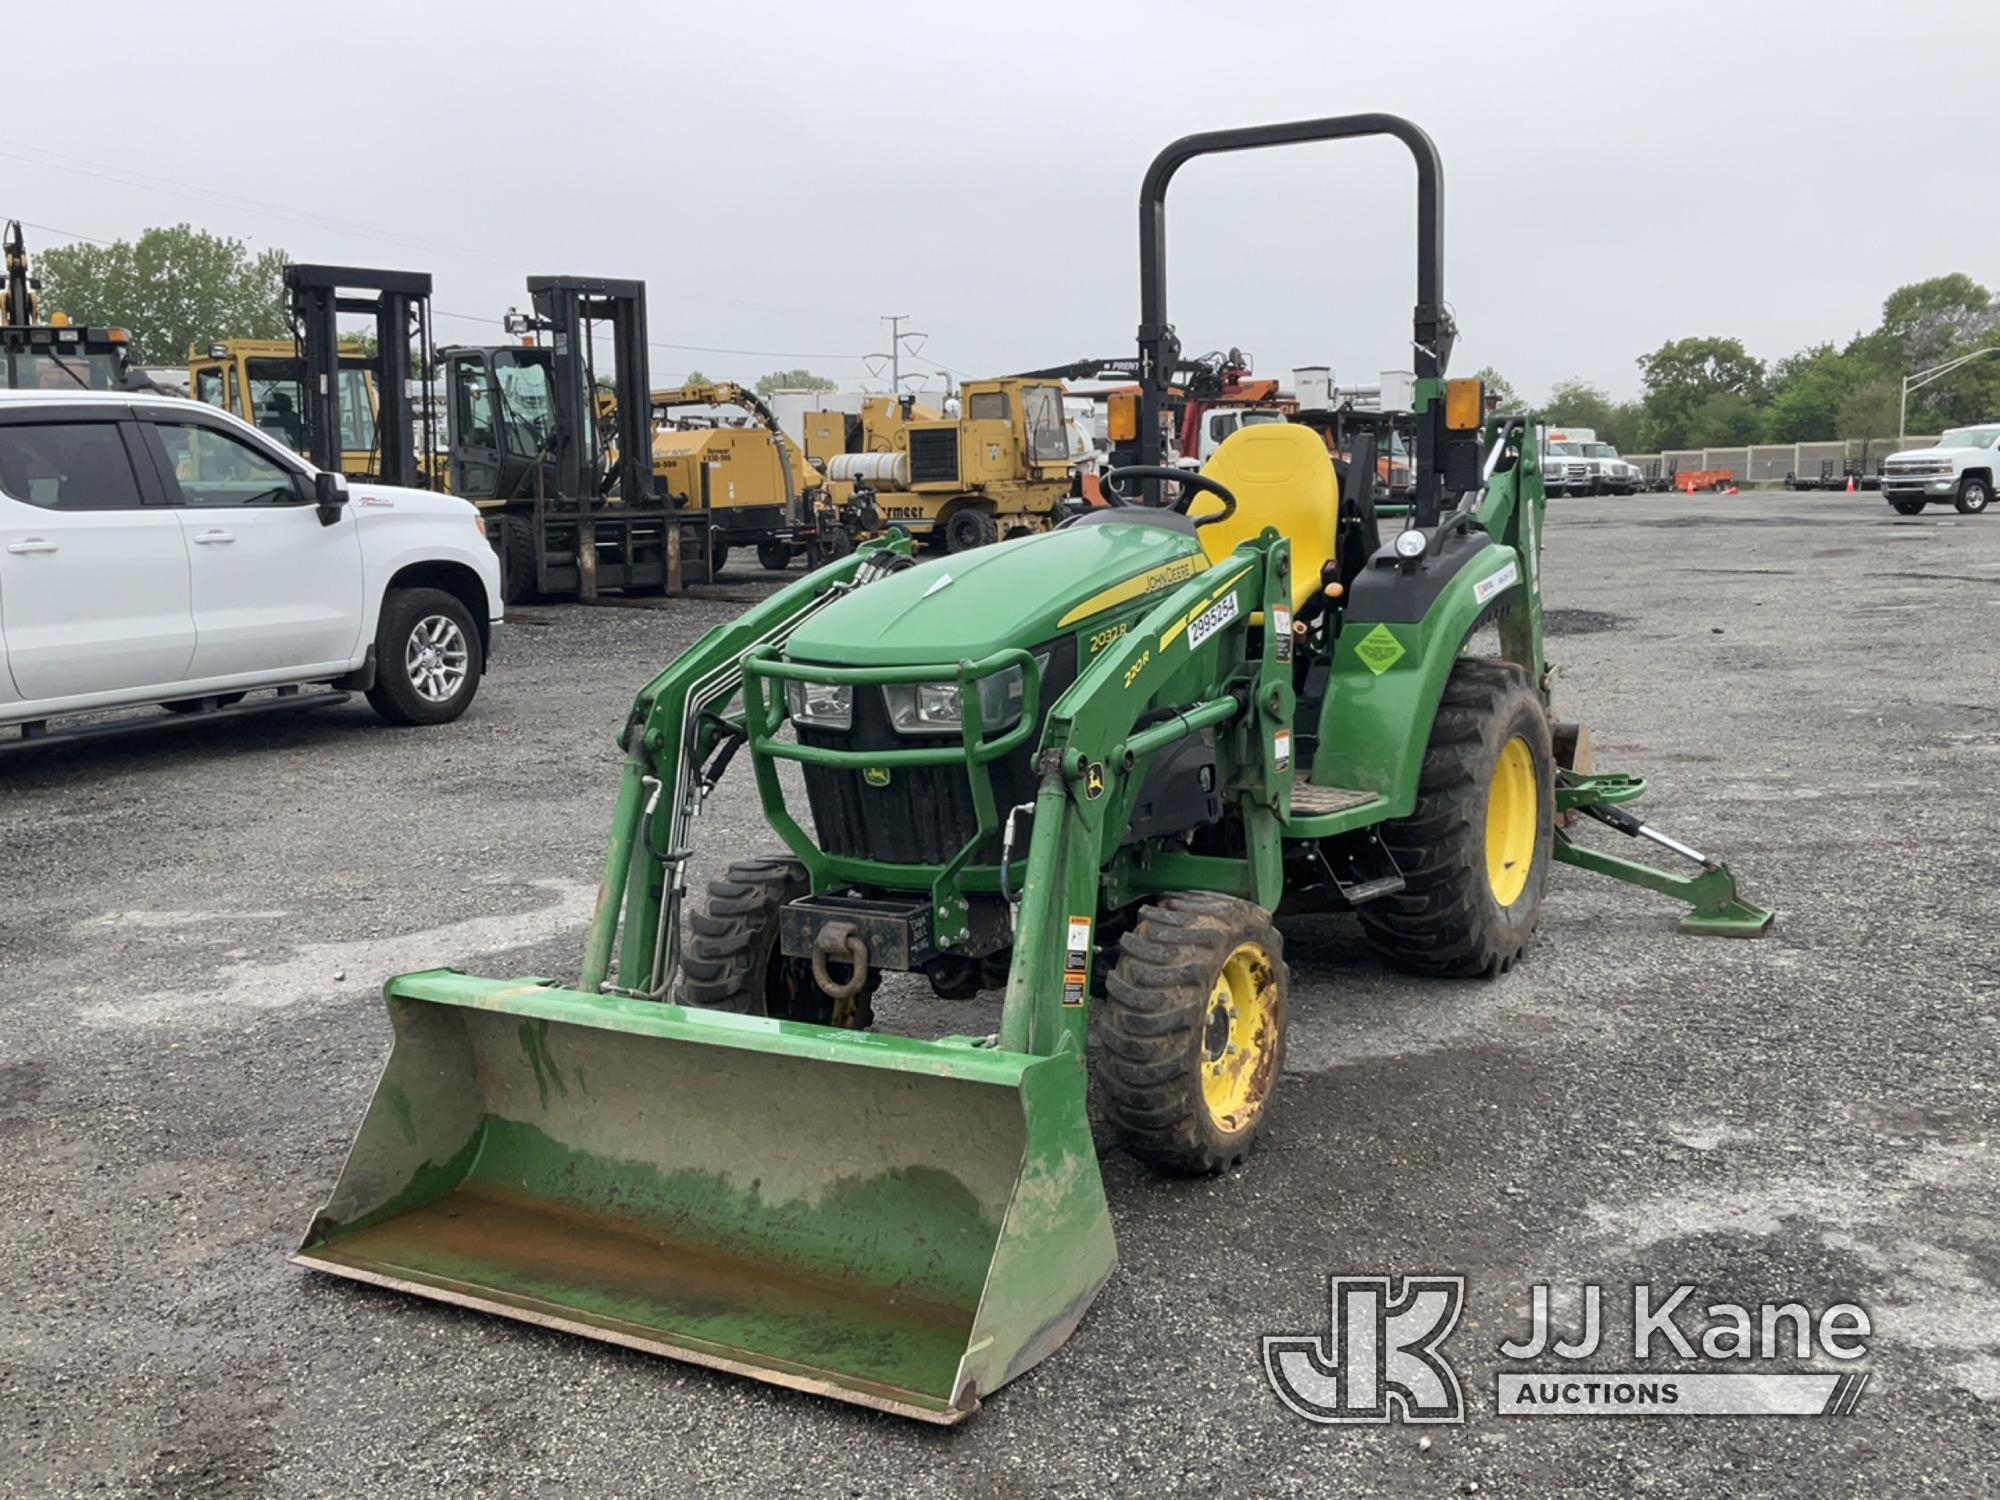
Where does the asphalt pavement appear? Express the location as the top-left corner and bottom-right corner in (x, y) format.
(3, 490), (1996, 1497)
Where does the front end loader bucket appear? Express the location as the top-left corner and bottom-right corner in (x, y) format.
(295, 971), (1114, 1424)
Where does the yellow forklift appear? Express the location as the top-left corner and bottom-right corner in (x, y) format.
(187, 338), (382, 475)
(442, 276), (708, 602)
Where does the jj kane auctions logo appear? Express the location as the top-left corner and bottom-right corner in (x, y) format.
(1264, 1276), (1872, 1422)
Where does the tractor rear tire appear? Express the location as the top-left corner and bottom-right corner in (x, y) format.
(1956, 476), (1991, 515)
(1100, 892), (1288, 1175)
(944, 507), (999, 554)
(680, 856), (875, 1027)
(1359, 658), (1553, 979)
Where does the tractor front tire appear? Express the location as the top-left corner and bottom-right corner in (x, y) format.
(1360, 658), (1553, 978)
(680, 856), (875, 1027)
(1100, 893), (1288, 1175)
(943, 507), (999, 554)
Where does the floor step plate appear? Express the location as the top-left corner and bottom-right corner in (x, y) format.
(1290, 781), (1380, 816)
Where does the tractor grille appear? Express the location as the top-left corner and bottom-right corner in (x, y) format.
(907, 428), (960, 485)
(797, 638), (1077, 867)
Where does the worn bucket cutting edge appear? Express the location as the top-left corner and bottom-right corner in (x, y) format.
(294, 970), (1115, 1423)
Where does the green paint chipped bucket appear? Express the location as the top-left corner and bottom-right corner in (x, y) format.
(296, 970), (1115, 1423)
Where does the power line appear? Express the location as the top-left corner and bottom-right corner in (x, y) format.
(3, 146), (976, 380)
(430, 308), (878, 363)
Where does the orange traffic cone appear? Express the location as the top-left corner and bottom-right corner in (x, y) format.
(1726, 485), (1739, 495)
(1846, 474), (1856, 493)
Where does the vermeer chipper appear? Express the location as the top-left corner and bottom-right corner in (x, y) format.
(297, 114), (1772, 1423)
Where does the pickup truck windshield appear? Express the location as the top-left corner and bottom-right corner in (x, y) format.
(1937, 426), (2000, 449)
(1586, 443), (1620, 459)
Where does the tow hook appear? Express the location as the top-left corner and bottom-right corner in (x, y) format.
(810, 920), (870, 1022)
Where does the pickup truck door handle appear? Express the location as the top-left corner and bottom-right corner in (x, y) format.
(192, 529), (236, 544)
(5, 538), (58, 554)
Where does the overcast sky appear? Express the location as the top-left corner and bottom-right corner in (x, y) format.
(11, 1), (1996, 400)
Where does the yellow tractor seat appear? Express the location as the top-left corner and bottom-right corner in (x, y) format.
(1191, 423), (1340, 617)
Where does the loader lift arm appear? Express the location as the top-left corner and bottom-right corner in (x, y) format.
(580, 538), (915, 997)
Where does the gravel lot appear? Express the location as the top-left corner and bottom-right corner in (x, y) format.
(3, 490), (1996, 1497)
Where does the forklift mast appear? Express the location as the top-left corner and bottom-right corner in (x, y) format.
(525, 275), (658, 510)
(284, 263), (435, 487)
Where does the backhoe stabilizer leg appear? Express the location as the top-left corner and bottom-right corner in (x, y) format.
(1553, 810), (1774, 938)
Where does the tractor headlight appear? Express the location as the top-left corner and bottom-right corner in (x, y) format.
(784, 678), (853, 731)
(884, 658), (1043, 736)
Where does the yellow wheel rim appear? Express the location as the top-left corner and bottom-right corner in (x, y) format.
(1486, 735), (1538, 907)
(1200, 941), (1279, 1133)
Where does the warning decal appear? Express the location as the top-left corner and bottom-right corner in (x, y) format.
(1355, 622), (1407, 675)
(1063, 915), (1093, 1007)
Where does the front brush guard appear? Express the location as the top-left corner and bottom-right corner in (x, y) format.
(1554, 772), (1774, 938)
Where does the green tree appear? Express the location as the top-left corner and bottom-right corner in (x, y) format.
(1635, 336), (1765, 450)
(1761, 343), (1858, 442)
(1539, 379), (1644, 452)
(36, 223), (288, 365)
(1543, 377), (1615, 433)
(1836, 378), (1902, 447)
(682, 369), (710, 387)
(1867, 273), (1994, 370)
(342, 330), (429, 378)
(1685, 391), (1764, 446)
(755, 367), (837, 398)
(1473, 365), (1517, 411)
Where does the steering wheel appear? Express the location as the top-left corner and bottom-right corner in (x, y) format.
(1099, 465), (1238, 527)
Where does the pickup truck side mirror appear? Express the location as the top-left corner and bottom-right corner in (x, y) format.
(314, 470), (349, 527)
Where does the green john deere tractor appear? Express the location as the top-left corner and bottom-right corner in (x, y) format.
(297, 113), (1772, 1424)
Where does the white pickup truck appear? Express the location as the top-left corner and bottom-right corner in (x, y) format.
(1879, 423), (1998, 515)
(0, 389), (502, 748)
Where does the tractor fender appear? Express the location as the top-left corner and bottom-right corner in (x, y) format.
(1307, 540), (1526, 816)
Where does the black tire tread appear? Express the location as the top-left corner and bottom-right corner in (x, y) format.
(1357, 658), (1552, 979)
(1099, 892), (1287, 1176)
(364, 587), (482, 728)
(679, 856), (875, 1026)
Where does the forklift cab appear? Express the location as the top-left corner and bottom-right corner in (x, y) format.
(188, 340), (380, 471)
(441, 343), (582, 500)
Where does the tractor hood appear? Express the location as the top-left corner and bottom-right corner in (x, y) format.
(786, 519), (1209, 666)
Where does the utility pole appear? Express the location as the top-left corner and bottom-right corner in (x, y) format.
(1900, 346), (2000, 444)
(874, 315), (927, 394)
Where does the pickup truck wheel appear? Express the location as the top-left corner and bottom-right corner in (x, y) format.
(1889, 498), (1927, 515)
(366, 588), (483, 727)
(1956, 476), (1992, 515)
